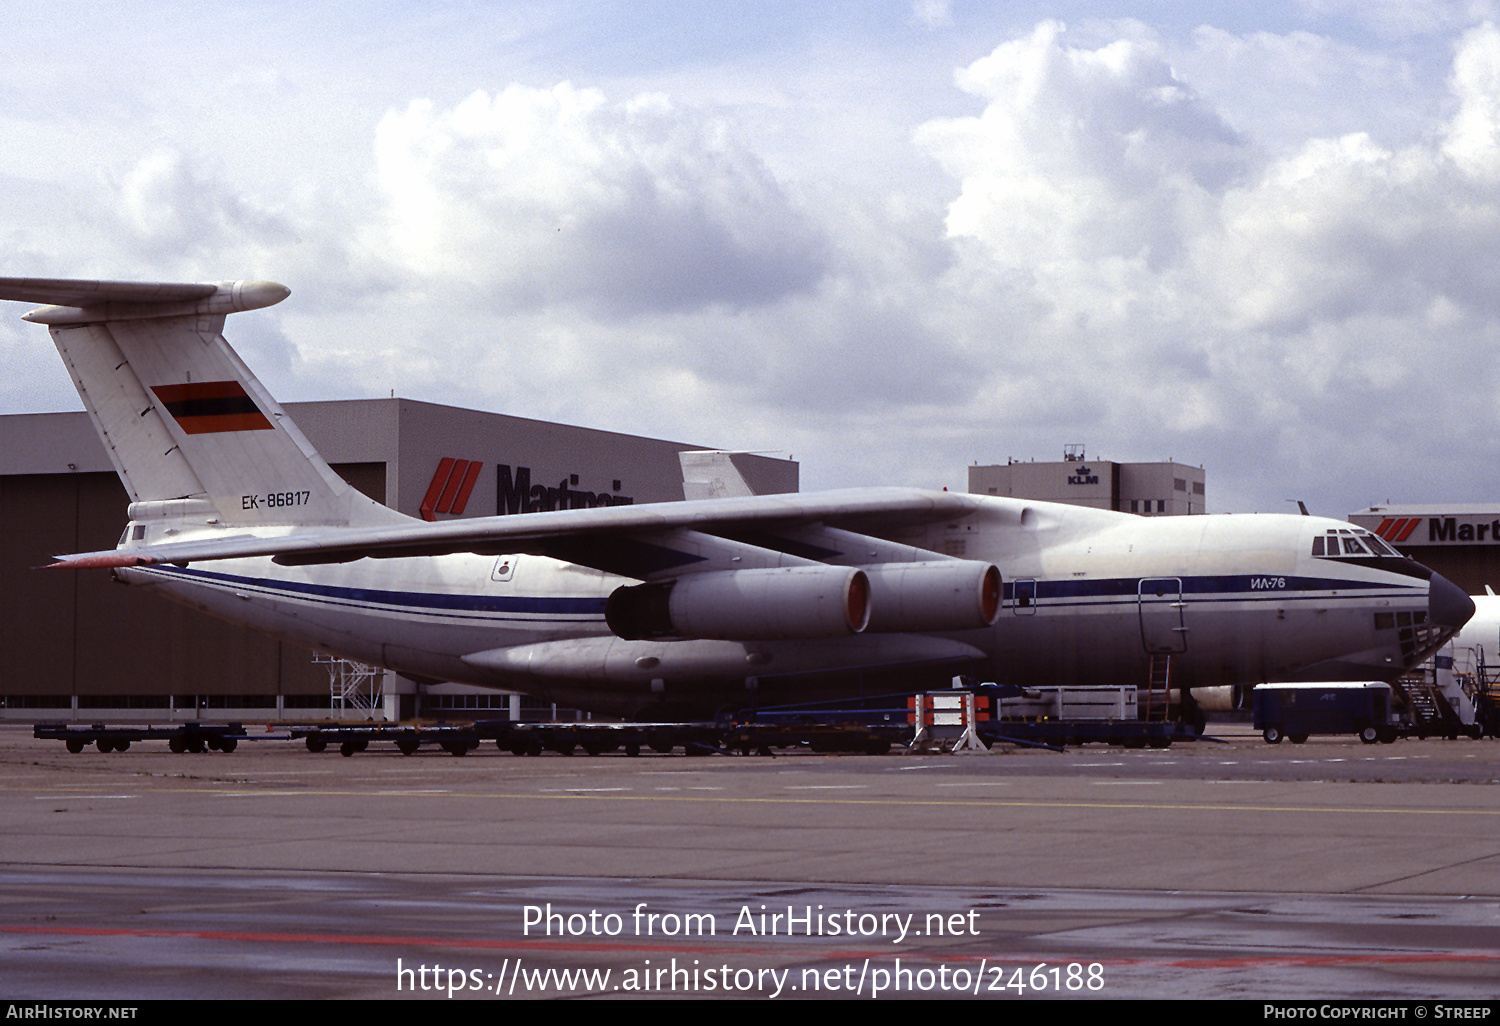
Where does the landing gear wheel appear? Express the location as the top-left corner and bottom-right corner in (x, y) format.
(1262, 726), (1282, 744)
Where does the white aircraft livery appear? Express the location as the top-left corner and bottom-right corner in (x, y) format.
(0, 277), (1476, 719)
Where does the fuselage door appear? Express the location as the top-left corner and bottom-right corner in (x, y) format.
(1012, 578), (1038, 616)
(1138, 577), (1187, 654)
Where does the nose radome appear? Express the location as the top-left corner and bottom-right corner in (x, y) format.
(1429, 573), (1476, 630)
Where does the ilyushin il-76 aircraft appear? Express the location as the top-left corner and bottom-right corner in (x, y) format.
(0, 277), (1476, 719)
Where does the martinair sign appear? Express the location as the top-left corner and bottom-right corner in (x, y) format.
(1367, 514), (1500, 545)
(419, 458), (635, 521)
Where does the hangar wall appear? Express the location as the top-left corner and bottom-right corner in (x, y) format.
(0, 399), (797, 720)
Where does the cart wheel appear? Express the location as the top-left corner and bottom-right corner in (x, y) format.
(1262, 726), (1282, 744)
(1359, 726), (1379, 744)
(1289, 734), (1308, 744)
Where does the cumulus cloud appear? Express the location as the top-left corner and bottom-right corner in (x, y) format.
(918, 21), (1247, 271)
(370, 84), (828, 316)
(910, 19), (1500, 511)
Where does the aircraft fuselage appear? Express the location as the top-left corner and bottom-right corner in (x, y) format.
(118, 498), (1460, 718)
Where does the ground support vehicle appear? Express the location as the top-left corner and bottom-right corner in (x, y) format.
(34, 721), (251, 753)
(1252, 682), (1396, 744)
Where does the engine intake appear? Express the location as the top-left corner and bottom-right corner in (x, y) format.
(606, 566), (871, 641)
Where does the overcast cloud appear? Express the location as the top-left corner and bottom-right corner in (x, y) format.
(2, 1), (1500, 516)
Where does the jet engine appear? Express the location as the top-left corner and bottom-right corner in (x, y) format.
(606, 566), (871, 641)
(861, 561), (1001, 633)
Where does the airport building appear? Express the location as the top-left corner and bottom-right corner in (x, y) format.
(1348, 504), (1500, 595)
(969, 447), (1206, 515)
(0, 400), (797, 722)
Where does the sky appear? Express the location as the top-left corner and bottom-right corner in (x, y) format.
(2, 0), (1499, 516)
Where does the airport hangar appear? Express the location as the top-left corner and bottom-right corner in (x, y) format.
(0, 399), (796, 723)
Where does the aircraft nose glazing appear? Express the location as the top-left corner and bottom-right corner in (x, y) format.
(1428, 572), (1476, 630)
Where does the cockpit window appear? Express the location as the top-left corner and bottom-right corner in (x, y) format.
(1313, 529), (1400, 559)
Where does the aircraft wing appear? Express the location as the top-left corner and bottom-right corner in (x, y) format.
(52, 487), (983, 576)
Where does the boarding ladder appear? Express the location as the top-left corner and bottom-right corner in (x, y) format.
(1142, 654), (1171, 722)
(1463, 654), (1500, 736)
(1391, 672), (1455, 734)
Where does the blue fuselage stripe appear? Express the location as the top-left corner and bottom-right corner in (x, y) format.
(144, 565), (1421, 628)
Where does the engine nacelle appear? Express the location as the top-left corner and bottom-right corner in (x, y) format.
(861, 561), (1002, 633)
(1188, 685), (1249, 712)
(606, 566), (871, 641)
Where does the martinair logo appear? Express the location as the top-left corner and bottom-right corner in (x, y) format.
(1374, 515), (1500, 544)
(420, 457), (482, 521)
(1372, 518), (1421, 543)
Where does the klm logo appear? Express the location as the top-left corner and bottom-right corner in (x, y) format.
(1068, 465), (1099, 486)
(498, 464), (633, 515)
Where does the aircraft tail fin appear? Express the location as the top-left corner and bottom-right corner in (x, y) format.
(679, 450), (759, 499)
(0, 277), (408, 530)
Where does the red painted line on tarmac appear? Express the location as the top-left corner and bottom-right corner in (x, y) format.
(1, 925), (1496, 968)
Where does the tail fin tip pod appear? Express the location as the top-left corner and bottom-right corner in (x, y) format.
(0, 275), (409, 532)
